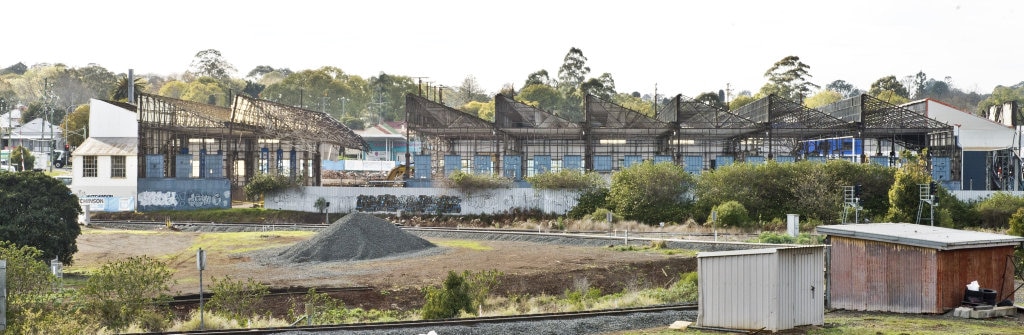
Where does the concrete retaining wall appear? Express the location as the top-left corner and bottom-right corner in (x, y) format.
(265, 187), (581, 215)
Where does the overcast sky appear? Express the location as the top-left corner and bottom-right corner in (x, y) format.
(6, 0), (1021, 98)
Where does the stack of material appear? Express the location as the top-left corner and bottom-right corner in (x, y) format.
(278, 212), (436, 262)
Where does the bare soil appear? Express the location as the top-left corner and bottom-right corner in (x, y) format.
(72, 225), (696, 316)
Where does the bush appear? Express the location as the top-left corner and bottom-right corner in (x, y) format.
(207, 275), (270, 327)
(0, 170), (82, 264)
(709, 201), (750, 228)
(607, 161), (694, 224)
(9, 145), (35, 171)
(421, 271), (473, 319)
(445, 171), (512, 193)
(463, 269), (502, 314)
(78, 256), (174, 332)
(975, 192), (1024, 229)
(589, 208), (622, 223)
(526, 169), (606, 190)
(567, 188), (609, 219)
(243, 173), (299, 201)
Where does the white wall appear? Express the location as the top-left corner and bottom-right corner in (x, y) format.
(919, 100), (1014, 150)
(88, 99), (137, 137)
(70, 154), (138, 198)
(266, 187), (580, 215)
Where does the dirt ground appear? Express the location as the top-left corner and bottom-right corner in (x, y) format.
(71, 226), (696, 314)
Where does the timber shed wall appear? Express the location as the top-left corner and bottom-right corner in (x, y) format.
(829, 236), (1015, 313)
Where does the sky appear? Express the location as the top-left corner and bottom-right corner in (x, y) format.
(5, 0), (1022, 98)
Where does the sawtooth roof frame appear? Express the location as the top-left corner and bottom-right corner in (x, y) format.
(231, 95), (368, 151)
(406, 93), (503, 140)
(137, 93), (233, 136)
(732, 94), (855, 139)
(584, 94), (675, 136)
(494, 93), (580, 139)
(658, 94), (758, 139)
(819, 94), (953, 137)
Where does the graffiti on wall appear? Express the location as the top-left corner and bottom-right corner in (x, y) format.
(138, 190), (229, 209)
(355, 194), (461, 214)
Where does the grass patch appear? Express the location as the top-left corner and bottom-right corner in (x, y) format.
(192, 231), (315, 254)
(608, 242), (697, 256)
(91, 208), (325, 224)
(435, 240), (492, 251)
(81, 228), (164, 235)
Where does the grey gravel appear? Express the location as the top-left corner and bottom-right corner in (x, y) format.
(272, 309), (697, 335)
(278, 213), (437, 263)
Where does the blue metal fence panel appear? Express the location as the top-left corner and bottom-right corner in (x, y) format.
(534, 155), (552, 174)
(931, 157), (951, 182)
(204, 154), (223, 178)
(870, 156), (890, 166)
(175, 155), (191, 179)
(474, 155), (491, 174)
(746, 156), (766, 165)
(654, 155), (673, 164)
(503, 155), (522, 180)
(414, 155), (431, 179)
(716, 156), (734, 168)
(444, 155), (461, 176)
(564, 155), (582, 171)
(684, 156), (703, 174)
(775, 156), (795, 163)
(624, 155), (643, 168)
(594, 155), (613, 172)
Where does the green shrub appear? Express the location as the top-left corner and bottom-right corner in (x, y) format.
(567, 188), (609, 219)
(421, 271), (473, 319)
(445, 171), (512, 193)
(709, 201), (750, 228)
(9, 145), (35, 171)
(975, 192), (1024, 229)
(526, 169), (606, 190)
(607, 161), (695, 224)
(589, 208), (622, 223)
(78, 256), (174, 332)
(244, 173), (299, 201)
(463, 269), (502, 314)
(207, 275), (270, 327)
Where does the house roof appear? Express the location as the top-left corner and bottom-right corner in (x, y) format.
(9, 118), (61, 138)
(816, 223), (1024, 250)
(0, 109), (22, 128)
(73, 137), (138, 156)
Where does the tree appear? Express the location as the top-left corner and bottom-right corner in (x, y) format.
(729, 93), (757, 110)
(759, 55), (819, 101)
(825, 79), (863, 97)
(804, 90), (844, 108)
(207, 275), (270, 326)
(556, 47), (590, 121)
(9, 145), (35, 171)
(517, 84), (562, 112)
(607, 161), (694, 224)
(0, 170), (81, 263)
(60, 104), (89, 148)
(111, 74), (147, 101)
(78, 256), (174, 332)
(581, 73), (616, 101)
(611, 92), (654, 117)
(421, 270), (473, 319)
(885, 150), (932, 223)
(694, 91), (726, 109)
(456, 75), (489, 106)
(524, 70), (551, 87)
(868, 75), (909, 99)
(189, 49), (237, 81)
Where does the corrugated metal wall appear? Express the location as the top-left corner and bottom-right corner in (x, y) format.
(698, 246), (824, 332)
(829, 237), (1015, 313)
(699, 250), (776, 331)
(776, 247), (825, 330)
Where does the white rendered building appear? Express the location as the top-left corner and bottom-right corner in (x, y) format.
(69, 99), (138, 212)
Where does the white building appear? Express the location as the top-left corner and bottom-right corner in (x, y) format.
(69, 99), (138, 212)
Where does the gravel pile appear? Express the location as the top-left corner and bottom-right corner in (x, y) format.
(278, 213), (436, 263)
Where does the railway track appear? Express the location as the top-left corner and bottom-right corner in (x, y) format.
(88, 220), (758, 239)
(139, 303), (696, 335)
(168, 286), (374, 307)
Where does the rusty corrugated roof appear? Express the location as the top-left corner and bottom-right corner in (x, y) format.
(816, 223), (1024, 250)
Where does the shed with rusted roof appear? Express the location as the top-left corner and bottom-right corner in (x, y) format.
(816, 223), (1024, 313)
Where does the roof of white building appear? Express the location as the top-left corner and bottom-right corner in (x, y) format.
(903, 99), (1015, 151)
(74, 137), (138, 156)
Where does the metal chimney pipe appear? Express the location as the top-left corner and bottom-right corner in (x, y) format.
(128, 69), (135, 104)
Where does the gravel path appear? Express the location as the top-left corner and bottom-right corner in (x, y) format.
(272, 310), (697, 335)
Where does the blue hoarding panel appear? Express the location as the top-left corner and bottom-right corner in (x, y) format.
(624, 155), (643, 168)
(806, 156), (826, 163)
(594, 155), (613, 172)
(716, 156), (734, 168)
(474, 155), (491, 174)
(931, 157), (951, 182)
(684, 156), (703, 174)
(654, 155), (673, 164)
(414, 155), (431, 179)
(444, 155), (461, 176)
(534, 155), (551, 174)
(503, 155), (522, 180)
(870, 156), (890, 166)
(564, 155), (582, 171)
(746, 156), (766, 165)
(775, 156), (795, 163)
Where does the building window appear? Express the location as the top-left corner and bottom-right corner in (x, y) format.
(111, 156), (126, 178)
(83, 156), (98, 177)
